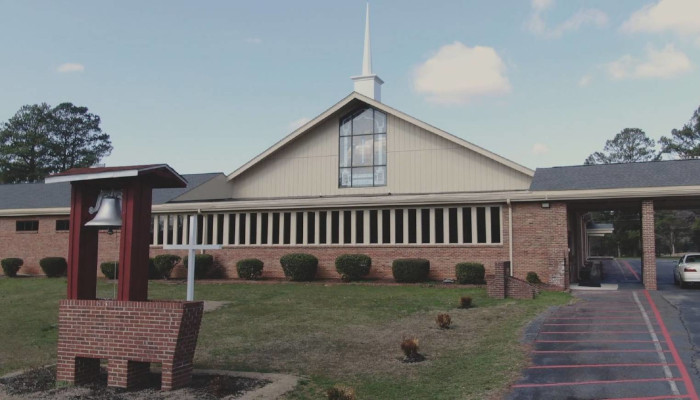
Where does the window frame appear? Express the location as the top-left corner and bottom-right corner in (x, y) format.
(16, 220), (39, 232)
(338, 107), (388, 188)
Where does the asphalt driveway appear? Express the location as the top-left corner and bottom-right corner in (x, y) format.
(507, 258), (700, 400)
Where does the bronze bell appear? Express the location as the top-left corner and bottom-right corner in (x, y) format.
(85, 193), (122, 233)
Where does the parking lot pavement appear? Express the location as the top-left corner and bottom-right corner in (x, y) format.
(507, 289), (699, 400)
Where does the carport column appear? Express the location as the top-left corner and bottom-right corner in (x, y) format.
(641, 200), (657, 290)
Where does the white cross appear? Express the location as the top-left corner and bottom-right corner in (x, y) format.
(163, 215), (221, 301)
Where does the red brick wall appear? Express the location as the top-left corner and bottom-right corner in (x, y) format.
(641, 200), (657, 290)
(56, 299), (203, 390)
(511, 202), (569, 288)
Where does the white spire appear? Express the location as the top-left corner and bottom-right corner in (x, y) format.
(351, 2), (383, 101)
(362, 2), (372, 75)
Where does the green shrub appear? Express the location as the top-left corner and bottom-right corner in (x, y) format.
(335, 254), (371, 281)
(153, 254), (181, 279)
(237, 258), (264, 280)
(39, 257), (67, 277)
(455, 262), (485, 284)
(183, 254), (215, 279)
(100, 261), (119, 279)
(1, 258), (23, 277)
(392, 258), (430, 283)
(280, 253), (318, 281)
(148, 258), (159, 279)
(526, 271), (542, 284)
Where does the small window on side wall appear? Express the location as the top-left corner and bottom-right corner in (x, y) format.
(56, 220), (70, 231)
(16, 220), (39, 232)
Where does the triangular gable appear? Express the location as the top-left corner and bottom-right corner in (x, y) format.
(227, 92), (533, 181)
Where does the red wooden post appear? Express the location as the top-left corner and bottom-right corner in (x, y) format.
(117, 180), (153, 301)
(66, 183), (100, 300)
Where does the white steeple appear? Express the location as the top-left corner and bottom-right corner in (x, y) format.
(351, 3), (383, 102)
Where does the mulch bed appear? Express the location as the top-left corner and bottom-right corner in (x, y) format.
(0, 366), (270, 399)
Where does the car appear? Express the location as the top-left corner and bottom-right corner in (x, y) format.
(674, 253), (700, 288)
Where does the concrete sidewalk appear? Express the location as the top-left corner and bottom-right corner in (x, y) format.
(507, 290), (699, 400)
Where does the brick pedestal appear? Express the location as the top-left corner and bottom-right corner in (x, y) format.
(487, 261), (537, 299)
(641, 200), (657, 290)
(57, 299), (203, 390)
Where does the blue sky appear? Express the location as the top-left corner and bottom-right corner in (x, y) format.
(0, 0), (698, 174)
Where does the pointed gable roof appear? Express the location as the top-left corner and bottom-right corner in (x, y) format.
(227, 92), (533, 181)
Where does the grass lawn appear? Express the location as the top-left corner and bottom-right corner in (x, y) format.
(0, 278), (570, 399)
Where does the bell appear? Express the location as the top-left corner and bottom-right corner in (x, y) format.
(85, 195), (122, 233)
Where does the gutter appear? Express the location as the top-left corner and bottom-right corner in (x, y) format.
(507, 198), (513, 276)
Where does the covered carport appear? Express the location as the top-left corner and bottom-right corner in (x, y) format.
(527, 159), (700, 290)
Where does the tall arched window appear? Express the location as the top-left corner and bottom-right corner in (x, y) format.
(339, 107), (387, 188)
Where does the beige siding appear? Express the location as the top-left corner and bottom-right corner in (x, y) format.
(231, 112), (531, 199)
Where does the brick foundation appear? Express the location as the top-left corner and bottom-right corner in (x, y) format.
(56, 299), (203, 390)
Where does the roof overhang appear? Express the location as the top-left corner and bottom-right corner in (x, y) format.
(45, 164), (187, 188)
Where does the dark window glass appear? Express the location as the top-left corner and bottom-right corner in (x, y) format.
(250, 213), (258, 245)
(197, 215), (204, 245)
(239, 214), (247, 245)
(55, 219), (69, 231)
(408, 209), (417, 243)
(261, 213), (269, 245)
(421, 209), (430, 243)
(205, 215), (214, 245)
(448, 208), (458, 243)
(462, 207), (472, 243)
(319, 211), (327, 244)
(283, 213), (291, 245)
(228, 214), (236, 244)
(395, 209), (404, 243)
(272, 213), (280, 245)
(435, 209), (444, 244)
(356, 210), (364, 243)
(296, 212), (304, 244)
(381, 210), (391, 243)
(216, 214), (224, 245)
(307, 212), (316, 244)
(491, 207), (501, 243)
(331, 211), (340, 244)
(16, 220), (39, 232)
(369, 210), (378, 244)
(343, 211), (352, 244)
(477, 207), (487, 243)
(338, 107), (387, 188)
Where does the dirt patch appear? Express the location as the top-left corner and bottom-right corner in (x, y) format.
(0, 366), (274, 400)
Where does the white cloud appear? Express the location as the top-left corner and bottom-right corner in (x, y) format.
(57, 63), (85, 73)
(413, 42), (511, 104)
(288, 117), (311, 131)
(532, 143), (550, 155)
(245, 37), (262, 44)
(527, 0), (608, 38)
(622, 0), (700, 37)
(606, 43), (692, 80)
(578, 75), (592, 87)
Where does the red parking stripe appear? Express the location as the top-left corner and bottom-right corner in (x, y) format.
(528, 363), (676, 369)
(548, 316), (644, 320)
(534, 349), (671, 354)
(512, 377), (682, 388)
(544, 323), (653, 326)
(541, 331), (651, 334)
(620, 259), (641, 281)
(643, 290), (699, 400)
(603, 396), (690, 400)
(536, 339), (664, 343)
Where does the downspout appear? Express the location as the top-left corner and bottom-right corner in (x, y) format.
(507, 198), (513, 276)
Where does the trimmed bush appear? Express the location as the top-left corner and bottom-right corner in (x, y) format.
(148, 258), (159, 279)
(326, 385), (356, 400)
(183, 254), (215, 279)
(335, 254), (371, 281)
(392, 258), (430, 283)
(237, 258), (264, 280)
(526, 271), (542, 284)
(39, 257), (67, 277)
(1, 258), (23, 277)
(153, 254), (181, 279)
(455, 262), (485, 284)
(436, 313), (452, 329)
(280, 253), (318, 281)
(100, 261), (119, 279)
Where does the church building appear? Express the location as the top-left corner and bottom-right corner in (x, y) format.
(3, 7), (697, 291)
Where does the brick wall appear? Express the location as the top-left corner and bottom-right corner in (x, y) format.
(56, 299), (203, 390)
(511, 202), (569, 288)
(486, 261), (537, 299)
